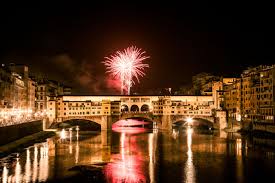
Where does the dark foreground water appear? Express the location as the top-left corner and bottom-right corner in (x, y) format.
(1, 127), (275, 183)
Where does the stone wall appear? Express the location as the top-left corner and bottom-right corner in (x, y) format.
(216, 111), (227, 130)
(241, 120), (253, 131)
(253, 122), (275, 134)
(252, 137), (275, 148)
(241, 121), (275, 134)
(161, 115), (172, 130)
(0, 120), (43, 146)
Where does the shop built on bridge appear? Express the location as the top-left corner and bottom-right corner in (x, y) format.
(46, 95), (227, 130)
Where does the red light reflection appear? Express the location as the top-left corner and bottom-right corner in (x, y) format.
(112, 119), (151, 134)
(112, 119), (150, 128)
(103, 133), (147, 182)
(112, 127), (150, 134)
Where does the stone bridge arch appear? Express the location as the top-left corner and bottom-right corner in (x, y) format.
(171, 115), (215, 128)
(119, 112), (161, 123)
(60, 118), (102, 131)
(62, 116), (103, 125)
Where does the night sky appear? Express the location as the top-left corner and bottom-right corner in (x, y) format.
(0, 2), (274, 94)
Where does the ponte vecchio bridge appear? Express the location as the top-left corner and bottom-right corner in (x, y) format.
(47, 95), (227, 130)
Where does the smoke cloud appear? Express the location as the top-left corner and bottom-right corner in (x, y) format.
(50, 54), (121, 94)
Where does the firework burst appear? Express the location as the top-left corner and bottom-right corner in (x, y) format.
(103, 46), (149, 95)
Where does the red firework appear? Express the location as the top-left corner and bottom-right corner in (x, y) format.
(103, 46), (149, 95)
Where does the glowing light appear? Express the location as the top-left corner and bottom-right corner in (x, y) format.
(24, 149), (31, 183)
(186, 117), (193, 124)
(75, 131), (79, 164)
(148, 133), (155, 182)
(184, 127), (196, 183)
(3, 144), (51, 183)
(104, 135), (146, 182)
(69, 128), (72, 139)
(76, 128), (79, 141)
(15, 157), (22, 183)
(103, 46), (149, 95)
(2, 165), (8, 183)
(120, 133), (126, 161)
(38, 143), (49, 182)
(32, 145), (38, 182)
(236, 114), (241, 122)
(236, 139), (242, 156)
(113, 119), (150, 128)
(0, 107), (46, 127)
(76, 126), (80, 131)
(60, 129), (66, 140)
(69, 128), (73, 154)
(153, 121), (158, 129)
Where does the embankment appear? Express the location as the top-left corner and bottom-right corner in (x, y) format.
(0, 120), (43, 146)
(0, 131), (55, 158)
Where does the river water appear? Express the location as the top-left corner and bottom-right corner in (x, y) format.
(1, 126), (275, 183)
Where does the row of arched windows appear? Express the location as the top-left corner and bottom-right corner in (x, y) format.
(121, 104), (150, 112)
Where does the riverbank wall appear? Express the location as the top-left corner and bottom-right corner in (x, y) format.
(241, 120), (275, 134)
(253, 122), (275, 134)
(0, 131), (55, 158)
(0, 120), (43, 146)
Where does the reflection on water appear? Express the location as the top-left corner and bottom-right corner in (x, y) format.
(15, 157), (21, 183)
(184, 127), (195, 183)
(2, 165), (8, 183)
(60, 129), (66, 140)
(104, 128), (155, 182)
(24, 150), (31, 183)
(1, 142), (49, 183)
(1, 123), (275, 182)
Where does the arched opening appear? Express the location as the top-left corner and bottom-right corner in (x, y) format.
(121, 104), (129, 112)
(173, 118), (213, 130)
(57, 119), (101, 131)
(112, 117), (154, 133)
(130, 105), (139, 112)
(191, 118), (214, 129)
(141, 104), (150, 112)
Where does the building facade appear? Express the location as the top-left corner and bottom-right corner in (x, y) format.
(11, 73), (26, 109)
(46, 95), (221, 128)
(224, 78), (242, 121)
(28, 78), (36, 111)
(0, 65), (12, 110)
(223, 65), (275, 123)
(35, 80), (71, 112)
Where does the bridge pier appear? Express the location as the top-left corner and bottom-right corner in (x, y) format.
(215, 111), (227, 130)
(161, 115), (172, 130)
(42, 118), (53, 130)
(101, 130), (112, 146)
(101, 115), (113, 130)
